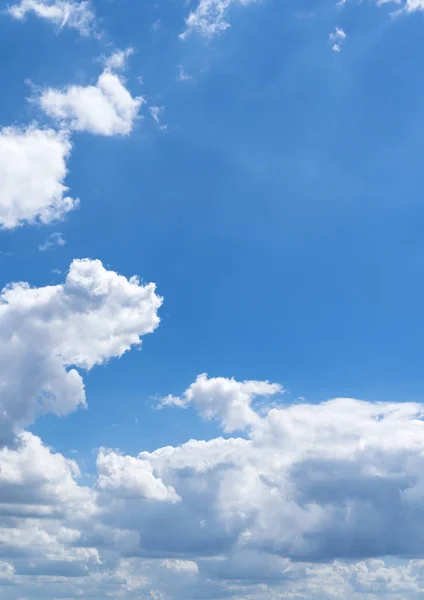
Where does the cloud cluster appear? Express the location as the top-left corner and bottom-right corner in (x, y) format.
(105, 382), (424, 563)
(0, 258), (162, 446)
(0, 50), (141, 230)
(180, 0), (259, 39)
(8, 0), (95, 35)
(38, 52), (144, 136)
(5, 0), (424, 598)
(2, 372), (424, 598)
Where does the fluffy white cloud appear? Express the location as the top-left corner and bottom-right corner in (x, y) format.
(161, 559), (199, 574)
(37, 53), (144, 136)
(180, 0), (259, 39)
(0, 431), (94, 520)
(8, 0), (95, 35)
(96, 449), (180, 503)
(114, 379), (424, 564)
(3, 378), (424, 597)
(0, 126), (77, 229)
(0, 258), (162, 445)
(161, 373), (282, 432)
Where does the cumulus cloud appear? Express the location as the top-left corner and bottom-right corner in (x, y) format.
(143, 391), (424, 564)
(161, 559), (199, 574)
(0, 258), (162, 445)
(180, 0), (259, 39)
(0, 431), (94, 519)
(160, 373), (282, 432)
(8, 0), (95, 35)
(4, 378), (424, 597)
(96, 449), (180, 503)
(37, 51), (144, 136)
(0, 126), (77, 229)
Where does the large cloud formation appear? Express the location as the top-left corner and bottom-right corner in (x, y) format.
(0, 258), (162, 446)
(0, 126), (77, 229)
(2, 372), (424, 598)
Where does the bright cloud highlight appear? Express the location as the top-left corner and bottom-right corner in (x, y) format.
(38, 51), (143, 136)
(0, 126), (77, 229)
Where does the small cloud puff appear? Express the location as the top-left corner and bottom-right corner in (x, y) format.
(329, 26), (346, 52)
(177, 65), (192, 82)
(37, 49), (143, 136)
(39, 232), (66, 251)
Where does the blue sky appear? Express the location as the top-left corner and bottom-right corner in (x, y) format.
(2, 0), (424, 598)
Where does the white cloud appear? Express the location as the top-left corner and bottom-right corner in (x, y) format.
(0, 431), (94, 519)
(8, 0), (95, 35)
(329, 26), (346, 52)
(0, 126), (77, 229)
(4, 378), (424, 597)
(180, 0), (259, 39)
(0, 258), (162, 446)
(149, 106), (167, 131)
(96, 449), (180, 503)
(0, 562), (14, 581)
(160, 373), (282, 432)
(149, 106), (162, 124)
(38, 231), (66, 251)
(149, 390), (424, 563)
(177, 65), (192, 82)
(38, 53), (144, 136)
(378, 0), (424, 14)
(104, 48), (134, 71)
(161, 559), (199, 574)
(404, 0), (424, 10)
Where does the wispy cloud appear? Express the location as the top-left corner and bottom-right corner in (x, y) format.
(177, 65), (192, 82)
(180, 0), (259, 39)
(8, 0), (95, 36)
(149, 106), (167, 131)
(329, 26), (346, 52)
(39, 232), (66, 252)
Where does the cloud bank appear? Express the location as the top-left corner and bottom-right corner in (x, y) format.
(2, 372), (424, 598)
